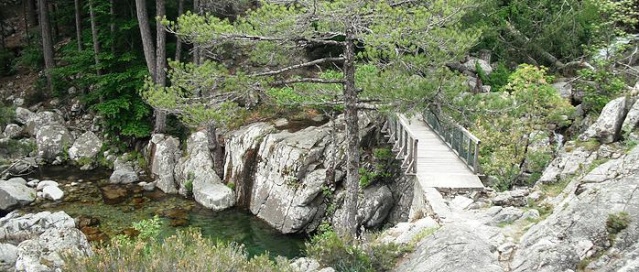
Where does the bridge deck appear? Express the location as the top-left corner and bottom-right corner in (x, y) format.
(400, 114), (484, 190)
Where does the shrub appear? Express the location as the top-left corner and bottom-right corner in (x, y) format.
(0, 103), (14, 128)
(305, 224), (406, 272)
(64, 224), (292, 272)
(606, 212), (631, 236)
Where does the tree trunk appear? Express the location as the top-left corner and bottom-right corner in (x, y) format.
(341, 25), (360, 238)
(135, 0), (155, 79)
(49, 2), (59, 41)
(110, 0), (115, 53)
(38, 0), (55, 94)
(74, 0), (82, 50)
(174, 0), (184, 61)
(206, 121), (224, 176)
(89, 0), (101, 75)
(192, 0), (202, 65)
(24, 0), (37, 29)
(154, 0), (166, 133)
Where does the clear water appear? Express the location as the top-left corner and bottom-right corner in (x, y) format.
(21, 166), (306, 259)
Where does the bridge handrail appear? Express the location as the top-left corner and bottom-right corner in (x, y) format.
(422, 110), (481, 174)
(383, 114), (418, 175)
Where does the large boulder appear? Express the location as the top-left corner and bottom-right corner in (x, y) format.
(34, 124), (73, 162)
(0, 181), (36, 212)
(248, 113), (378, 234)
(3, 124), (23, 139)
(511, 146), (639, 272)
(463, 57), (493, 75)
(25, 111), (65, 137)
(357, 185), (393, 228)
(580, 97), (630, 144)
(148, 134), (181, 194)
(622, 98), (639, 136)
(175, 131), (234, 210)
(15, 228), (92, 272)
(0, 211), (75, 244)
(224, 122), (277, 206)
(250, 127), (333, 234)
(68, 131), (102, 165)
(537, 143), (597, 184)
(14, 107), (34, 125)
(0, 243), (18, 271)
(395, 222), (503, 272)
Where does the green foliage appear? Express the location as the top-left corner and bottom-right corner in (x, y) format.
(0, 102), (14, 128)
(49, 2), (153, 144)
(576, 64), (627, 114)
(358, 147), (398, 188)
(151, 0), (481, 129)
(408, 227), (438, 248)
(480, 62), (512, 91)
(305, 223), (406, 272)
(184, 173), (195, 195)
(140, 60), (248, 129)
(15, 32), (44, 71)
(469, 0), (607, 66)
(132, 215), (163, 241)
(606, 212), (631, 236)
(540, 178), (572, 197)
(0, 139), (36, 159)
(64, 228), (293, 272)
(456, 64), (574, 190)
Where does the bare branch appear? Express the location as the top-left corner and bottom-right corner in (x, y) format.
(272, 78), (345, 85)
(223, 34), (346, 46)
(248, 57), (345, 77)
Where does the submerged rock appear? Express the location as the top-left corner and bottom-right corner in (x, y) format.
(99, 185), (129, 205)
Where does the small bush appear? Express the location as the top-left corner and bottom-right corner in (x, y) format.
(606, 212), (631, 236)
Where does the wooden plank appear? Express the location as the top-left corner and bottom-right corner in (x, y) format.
(397, 114), (484, 190)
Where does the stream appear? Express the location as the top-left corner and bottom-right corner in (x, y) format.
(20, 166), (306, 259)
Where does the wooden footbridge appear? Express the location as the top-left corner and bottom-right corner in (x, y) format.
(383, 111), (484, 191)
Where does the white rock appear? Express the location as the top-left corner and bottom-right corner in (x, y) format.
(7, 177), (27, 185)
(450, 195), (474, 210)
(42, 186), (64, 201)
(0, 182), (36, 211)
(36, 180), (59, 191)
(0, 243), (18, 271)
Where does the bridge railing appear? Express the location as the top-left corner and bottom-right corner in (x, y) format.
(423, 110), (481, 174)
(382, 115), (418, 175)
